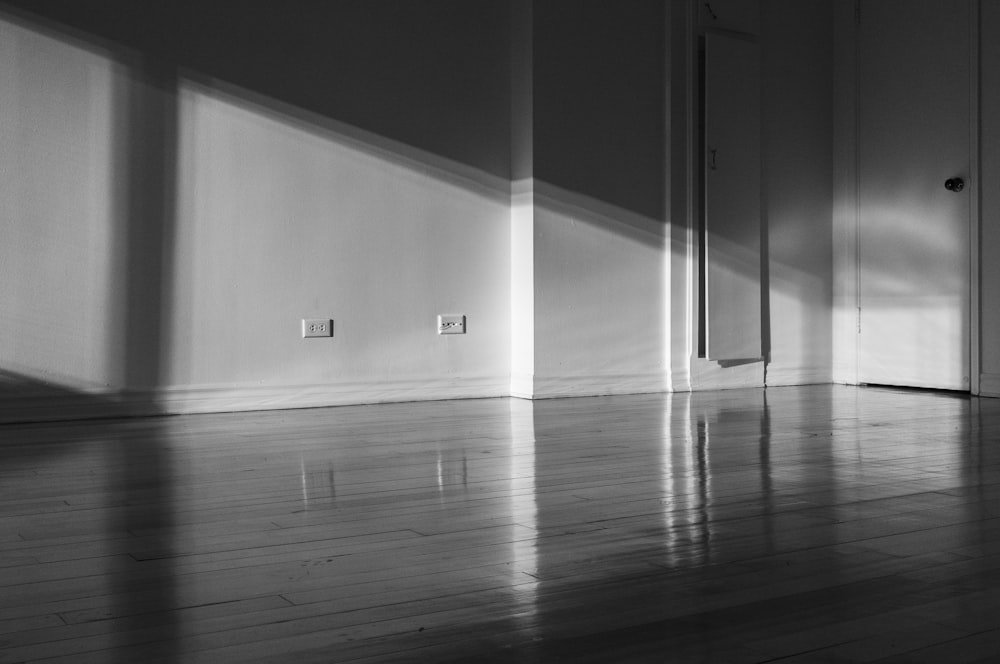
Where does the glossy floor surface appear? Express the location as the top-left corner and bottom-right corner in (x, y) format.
(2, 385), (1000, 663)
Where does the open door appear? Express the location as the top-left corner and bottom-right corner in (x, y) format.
(703, 32), (762, 362)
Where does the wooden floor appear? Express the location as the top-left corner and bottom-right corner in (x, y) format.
(2, 385), (1000, 663)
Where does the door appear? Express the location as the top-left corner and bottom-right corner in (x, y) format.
(704, 32), (761, 361)
(858, 0), (971, 390)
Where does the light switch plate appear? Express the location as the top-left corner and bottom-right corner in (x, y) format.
(438, 314), (465, 335)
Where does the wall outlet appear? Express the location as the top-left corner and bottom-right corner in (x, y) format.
(302, 318), (333, 338)
(438, 314), (466, 335)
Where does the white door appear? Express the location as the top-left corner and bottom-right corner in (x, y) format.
(704, 32), (761, 361)
(858, 0), (971, 390)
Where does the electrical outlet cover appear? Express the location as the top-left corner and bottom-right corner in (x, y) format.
(302, 318), (333, 338)
(438, 314), (465, 335)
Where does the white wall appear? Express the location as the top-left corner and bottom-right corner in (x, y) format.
(2, 2), (841, 423)
(511, 0), (670, 399)
(761, 0), (833, 386)
(166, 84), (511, 411)
(0, 20), (125, 393)
(509, 180), (668, 400)
(831, 0), (859, 385)
(0, 14), (512, 419)
(528, 182), (667, 397)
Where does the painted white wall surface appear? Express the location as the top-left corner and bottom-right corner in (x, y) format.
(514, 1), (669, 399)
(761, 0), (833, 386)
(2, 1), (931, 421)
(0, 15), (512, 417)
(165, 83), (511, 411)
(831, 0), (860, 386)
(510, 180), (535, 398)
(527, 181), (667, 398)
(0, 20), (125, 393)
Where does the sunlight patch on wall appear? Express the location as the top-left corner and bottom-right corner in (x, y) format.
(513, 180), (667, 399)
(0, 17), (125, 391)
(164, 79), (512, 402)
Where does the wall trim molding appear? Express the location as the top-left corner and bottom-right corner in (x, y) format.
(510, 372), (534, 399)
(526, 372), (667, 400)
(153, 377), (510, 414)
(979, 373), (1000, 398)
(689, 358), (764, 391)
(667, 364), (691, 393)
(0, 387), (143, 424)
(765, 365), (833, 387)
(6, 368), (913, 423)
(0, 376), (510, 424)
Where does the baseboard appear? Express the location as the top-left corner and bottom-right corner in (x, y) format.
(831, 360), (859, 385)
(668, 365), (691, 393)
(525, 372), (667, 400)
(979, 373), (1000, 398)
(0, 367), (853, 424)
(765, 365), (833, 387)
(510, 372), (534, 399)
(0, 387), (153, 424)
(0, 376), (509, 423)
(159, 376), (509, 414)
(689, 358), (764, 391)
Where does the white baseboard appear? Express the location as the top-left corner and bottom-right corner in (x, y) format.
(765, 365), (833, 387)
(510, 372), (535, 399)
(668, 365), (691, 393)
(0, 366), (864, 424)
(0, 375), (510, 423)
(831, 360), (859, 386)
(979, 373), (1000, 398)
(514, 372), (667, 400)
(0, 387), (148, 424)
(157, 376), (510, 414)
(689, 358), (764, 391)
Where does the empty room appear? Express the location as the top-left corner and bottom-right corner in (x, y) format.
(3, 0), (1000, 662)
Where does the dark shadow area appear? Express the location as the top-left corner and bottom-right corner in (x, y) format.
(532, 0), (666, 220)
(1, 0), (513, 180)
(0, 7), (181, 659)
(0, 369), (126, 424)
(0, 375), (178, 662)
(858, 383), (972, 399)
(717, 358), (762, 368)
(117, 56), (178, 395)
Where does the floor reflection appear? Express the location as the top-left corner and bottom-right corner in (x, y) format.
(6, 386), (1000, 662)
(502, 388), (840, 662)
(109, 418), (179, 663)
(435, 446), (469, 500)
(659, 390), (781, 570)
(507, 398), (539, 638)
(662, 392), (707, 568)
(299, 457), (337, 509)
(0, 382), (180, 663)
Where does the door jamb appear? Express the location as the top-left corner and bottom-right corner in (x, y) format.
(969, 0), (981, 395)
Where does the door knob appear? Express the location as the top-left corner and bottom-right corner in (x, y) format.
(945, 177), (965, 192)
